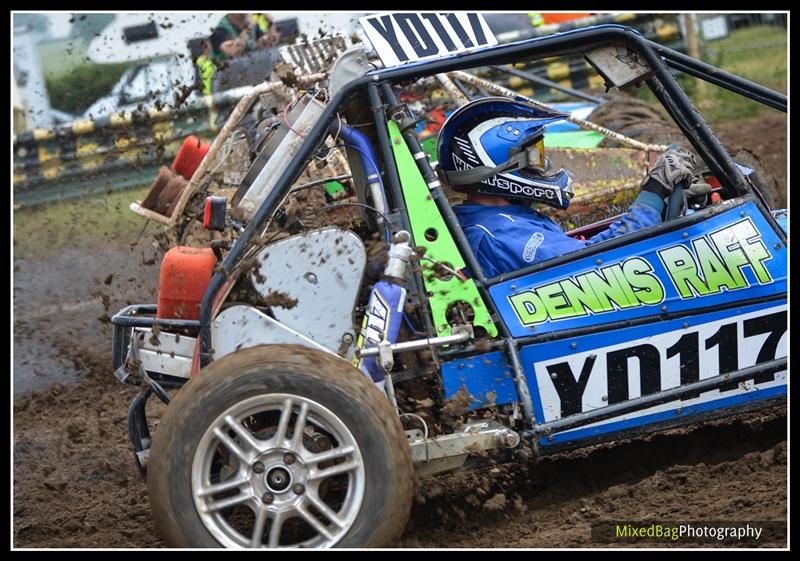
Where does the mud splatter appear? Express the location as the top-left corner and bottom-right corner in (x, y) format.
(261, 290), (298, 310)
(273, 62), (299, 88)
(442, 386), (474, 417)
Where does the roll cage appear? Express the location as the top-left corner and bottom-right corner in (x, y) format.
(192, 23), (787, 418)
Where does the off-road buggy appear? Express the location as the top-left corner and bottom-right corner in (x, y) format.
(111, 22), (787, 548)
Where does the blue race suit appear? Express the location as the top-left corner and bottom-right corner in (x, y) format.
(453, 191), (664, 277)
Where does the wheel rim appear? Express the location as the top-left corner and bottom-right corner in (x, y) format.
(191, 393), (365, 548)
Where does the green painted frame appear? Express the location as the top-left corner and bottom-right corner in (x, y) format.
(387, 120), (498, 337)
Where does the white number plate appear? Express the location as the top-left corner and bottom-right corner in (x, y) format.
(532, 305), (787, 431)
(359, 12), (498, 68)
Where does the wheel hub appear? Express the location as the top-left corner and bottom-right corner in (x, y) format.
(250, 452), (308, 506)
(265, 466), (292, 493)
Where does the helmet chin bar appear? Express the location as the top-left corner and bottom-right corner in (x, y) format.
(439, 153), (574, 211)
(490, 168), (573, 210)
(464, 167), (574, 210)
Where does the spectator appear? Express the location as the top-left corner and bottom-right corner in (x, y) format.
(192, 39), (216, 95)
(210, 13), (280, 62)
(251, 13), (281, 47)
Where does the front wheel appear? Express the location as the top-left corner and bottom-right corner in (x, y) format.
(147, 344), (414, 548)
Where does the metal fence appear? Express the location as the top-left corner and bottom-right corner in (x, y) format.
(14, 14), (786, 208)
(13, 37), (351, 208)
(12, 89), (245, 208)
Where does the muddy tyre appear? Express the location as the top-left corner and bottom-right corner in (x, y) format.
(726, 147), (781, 209)
(590, 94), (784, 208)
(589, 94), (685, 148)
(147, 344), (414, 548)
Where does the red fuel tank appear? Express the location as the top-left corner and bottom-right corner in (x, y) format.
(172, 135), (211, 181)
(156, 247), (217, 320)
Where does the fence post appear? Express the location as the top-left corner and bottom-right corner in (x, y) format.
(683, 13), (707, 96)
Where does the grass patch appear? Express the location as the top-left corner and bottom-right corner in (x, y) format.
(633, 25), (786, 125)
(45, 61), (133, 114)
(37, 37), (91, 81)
(13, 186), (152, 259)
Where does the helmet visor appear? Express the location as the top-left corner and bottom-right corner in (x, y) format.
(525, 137), (546, 170)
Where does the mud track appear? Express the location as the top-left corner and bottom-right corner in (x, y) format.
(12, 113), (787, 548)
(402, 408), (786, 547)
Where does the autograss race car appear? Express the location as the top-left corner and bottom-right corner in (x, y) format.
(110, 18), (787, 548)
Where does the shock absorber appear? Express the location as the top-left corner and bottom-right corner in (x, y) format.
(354, 230), (414, 394)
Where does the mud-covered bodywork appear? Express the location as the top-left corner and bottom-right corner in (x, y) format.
(452, 198), (787, 446)
(108, 22), (786, 548)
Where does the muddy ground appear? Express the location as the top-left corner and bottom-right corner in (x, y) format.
(715, 112), (788, 208)
(12, 113), (787, 548)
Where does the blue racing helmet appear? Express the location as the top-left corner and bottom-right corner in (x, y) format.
(436, 96), (574, 209)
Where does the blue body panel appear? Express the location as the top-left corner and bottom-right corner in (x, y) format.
(441, 351), (519, 411)
(518, 300), (787, 446)
(490, 202), (787, 339)
(439, 201), (786, 448)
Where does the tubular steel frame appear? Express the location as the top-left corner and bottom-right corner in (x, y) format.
(134, 25), (786, 442)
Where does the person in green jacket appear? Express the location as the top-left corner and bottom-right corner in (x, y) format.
(194, 40), (216, 96)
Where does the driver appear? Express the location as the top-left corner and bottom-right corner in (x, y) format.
(435, 97), (697, 277)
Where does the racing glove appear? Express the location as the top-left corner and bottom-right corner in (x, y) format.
(640, 145), (696, 198)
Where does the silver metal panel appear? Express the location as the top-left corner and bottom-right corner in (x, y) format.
(211, 305), (335, 360)
(134, 327), (196, 379)
(137, 326), (197, 356)
(250, 227), (366, 360)
(280, 36), (349, 76)
(584, 45), (653, 89)
(138, 349), (193, 379)
(328, 45), (371, 97)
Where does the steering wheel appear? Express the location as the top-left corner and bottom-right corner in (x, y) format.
(665, 177), (690, 221)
